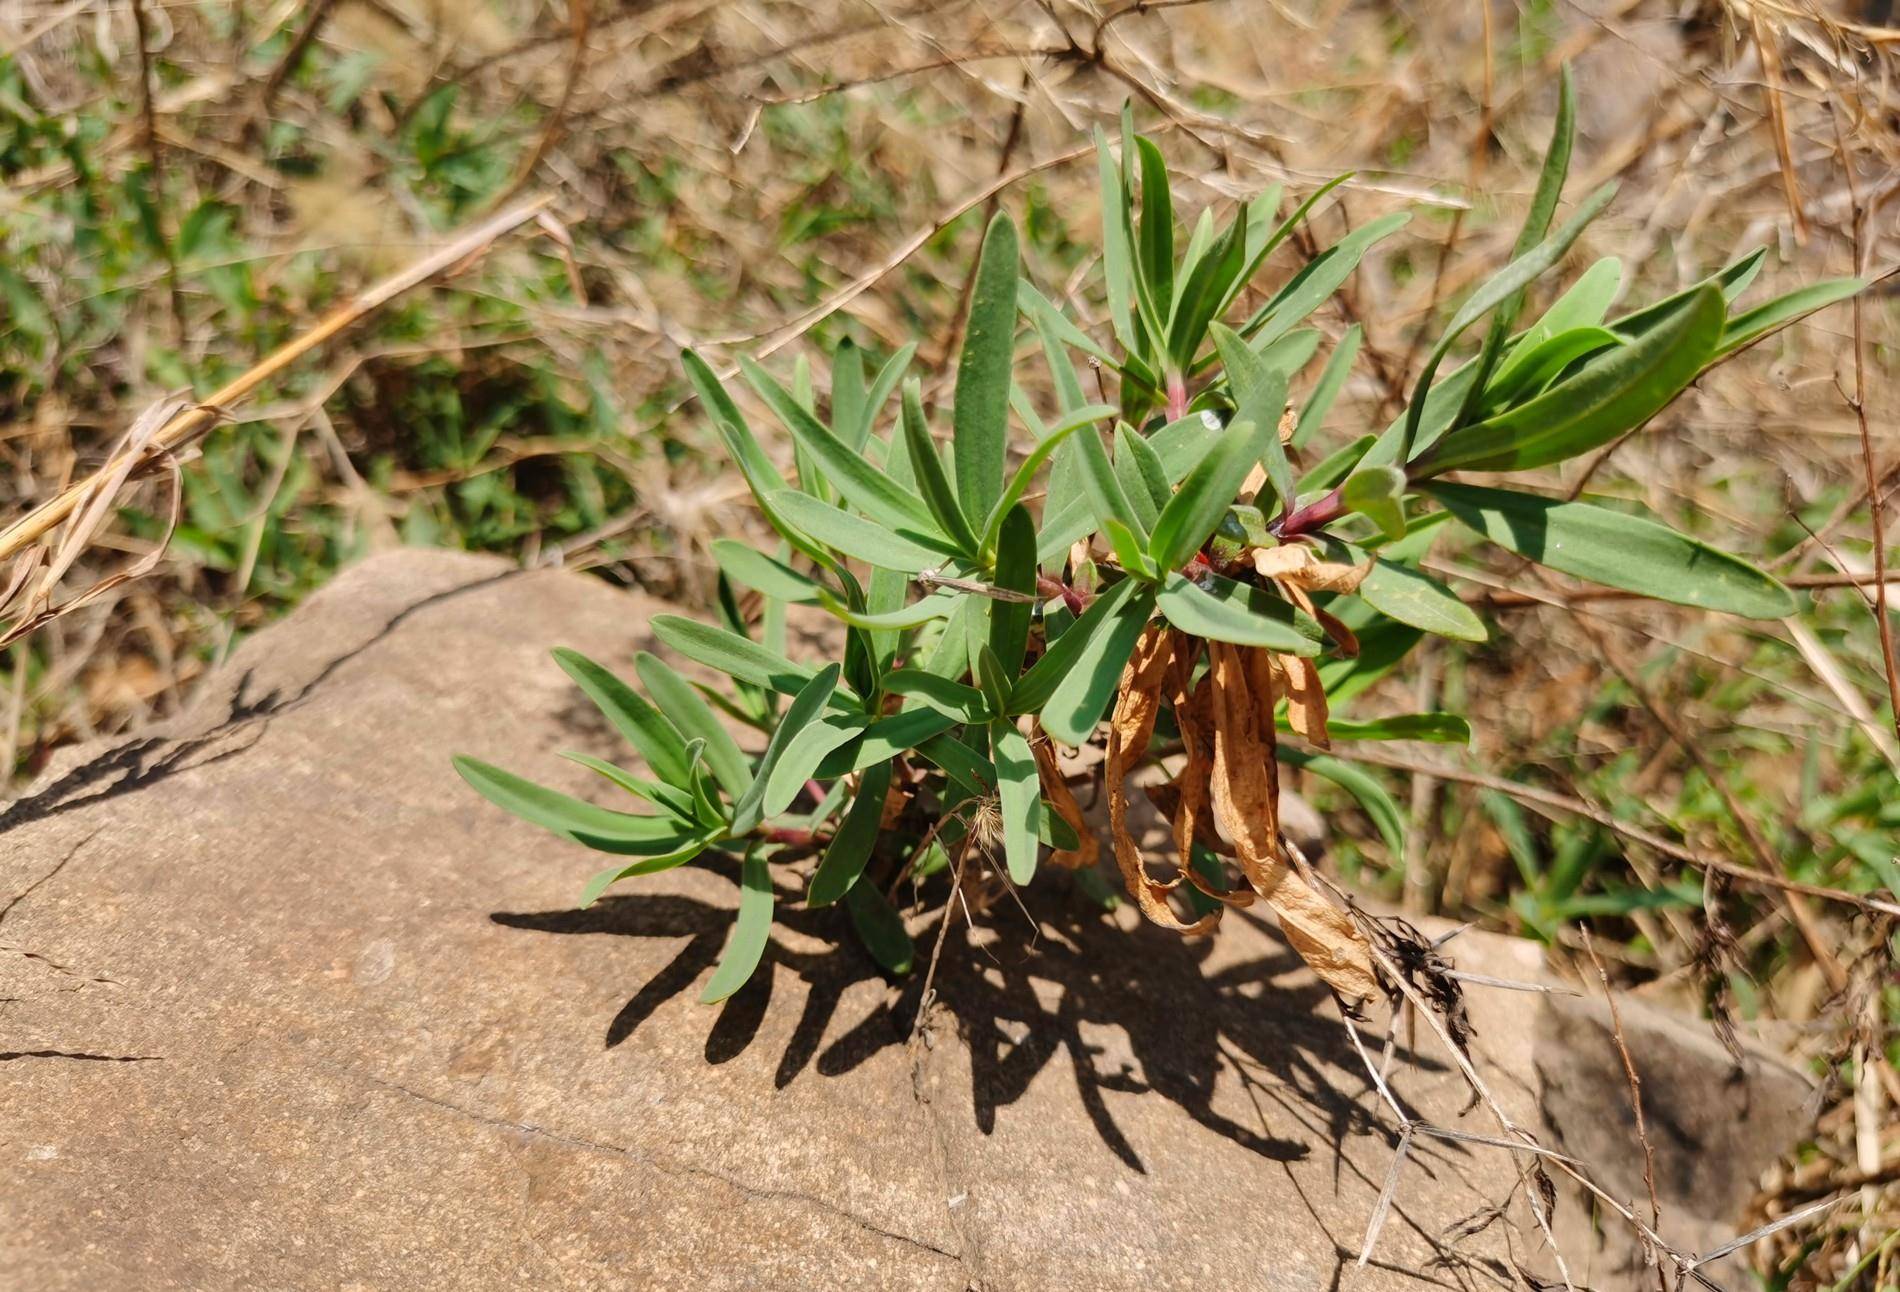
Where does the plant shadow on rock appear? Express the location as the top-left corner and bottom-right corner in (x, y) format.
(492, 854), (1455, 1181)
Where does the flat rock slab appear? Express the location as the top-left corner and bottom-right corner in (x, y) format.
(0, 551), (1806, 1290)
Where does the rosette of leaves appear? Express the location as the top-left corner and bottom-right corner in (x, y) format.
(455, 72), (1861, 1007)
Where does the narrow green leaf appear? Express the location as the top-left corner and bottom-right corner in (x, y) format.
(1149, 416), (1272, 571)
(577, 843), (714, 908)
(854, 342), (918, 448)
(953, 212), (1020, 526)
(1713, 277), (1864, 362)
(975, 644), (1012, 717)
(1398, 180), (1617, 459)
(652, 615), (823, 698)
(551, 648), (692, 786)
(988, 505), (1038, 673)
(1114, 423), (1166, 531)
(1074, 420), (1147, 541)
(813, 708), (959, 779)
(1216, 172), (1352, 321)
(808, 759), (893, 906)
(1133, 136), (1176, 340)
(1356, 559), (1486, 642)
(1424, 285), (1724, 474)
(1039, 582), (1157, 745)
(1449, 67), (1579, 428)
(1280, 747), (1403, 855)
(742, 356), (940, 538)
(1011, 576), (1143, 717)
(559, 752), (701, 822)
(831, 340), (866, 452)
(1241, 211), (1411, 350)
(709, 540), (822, 604)
(634, 652), (753, 799)
(886, 669), (990, 722)
(1609, 248), (1765, 338)
(1155, 571), (1321, 654)
(701, 850), (774, 1003)
(845, 879), (914, 974)
(1423, 481), (1796, 619)
(1103, 517), (1157, 579)
(1478, 325), (1623, 412)
(1291, 324), (1361, 449)
(1321, 713), (1472, 744)
(981, 403), (1116, 556)
(762, 713), (867, 820)
(815, 589), (957, 631)
(992, 719), (1042, 885)
(1254, 327), (1322, 379)
(768, 490), (958, 573)
(1340, 464), (1408, 540)
(1211, 322), (1292, 506)
(1166, 208), (1245, 366)
(1489, 255), (1624, 396)
(726, 664), (841, 835)
(900, 380), (982, 557)
(1095, 127), (1141, 353)
(453, 755), (714, 855)
(681, 350), (771, 483)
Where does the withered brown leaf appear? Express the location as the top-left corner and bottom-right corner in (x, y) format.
(1206, 641), (1379, 1005)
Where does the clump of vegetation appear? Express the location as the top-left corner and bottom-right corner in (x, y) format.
(455, 77), (1861, 1005)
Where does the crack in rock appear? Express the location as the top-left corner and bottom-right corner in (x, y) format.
(0, 1049), (160, 1063)
(345, 1066), (963, 1267)
(0, 827), (101, 926)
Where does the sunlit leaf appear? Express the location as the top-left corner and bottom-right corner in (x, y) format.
(551, 648), (692, 785)
(1424, 481), (1795, 619)
(1155, 571), (1321, 654)
(1039, 582), (1157, 745)
(701, 849), (774, 1003)
(635, 652), (753, 799)
(953, 212), (1020, 526)
(992, 719), (1042, 884)
(1425, 285), (1724, 474)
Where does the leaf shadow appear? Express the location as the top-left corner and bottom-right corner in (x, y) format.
(490, 858), (1454, 1182)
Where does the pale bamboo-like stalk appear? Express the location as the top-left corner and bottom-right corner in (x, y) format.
(0, 196), (554, 565)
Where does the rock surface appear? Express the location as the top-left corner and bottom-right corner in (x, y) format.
(0, 550), (1808, 1290)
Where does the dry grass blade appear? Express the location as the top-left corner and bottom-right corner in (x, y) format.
(0, 394), (195, 647)
(0, 197), (554, 621)
(1690, 1193), (1853, 1270)
(1582, 929), (1665, 1291)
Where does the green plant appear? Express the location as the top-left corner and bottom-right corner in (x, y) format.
(455, 77), (1862, 1004)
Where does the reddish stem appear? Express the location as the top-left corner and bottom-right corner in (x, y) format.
(1165, 373), (1189, 423)
(1037, 575), (1086, 614)
(1275, 485), (1347, 538)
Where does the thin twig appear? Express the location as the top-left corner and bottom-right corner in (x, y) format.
(1573, 616), (1850, 994)
(1313, 744), (1900, 919)
(1581, 928), (1665, 1292)
(1831, 109), (1900, 748)
(259, 0), (339, 118)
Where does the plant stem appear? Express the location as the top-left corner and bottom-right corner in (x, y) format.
(1275, 485), (1347, 537)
